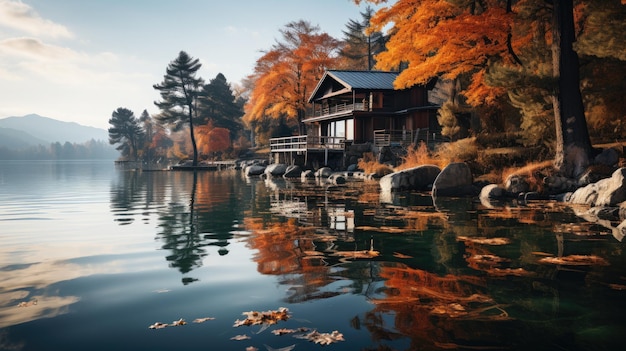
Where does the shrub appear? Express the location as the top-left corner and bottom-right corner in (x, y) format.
(358, 152), (393, 176)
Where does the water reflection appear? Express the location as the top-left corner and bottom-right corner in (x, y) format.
(110, 169), (247, 284)
(243, 176), (626, 349)
(107, 169), (625, 349)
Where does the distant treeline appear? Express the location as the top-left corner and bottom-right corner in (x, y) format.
(0, 139), (118, 160)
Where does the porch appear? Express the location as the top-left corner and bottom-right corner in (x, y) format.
(373, 129), (447, 149)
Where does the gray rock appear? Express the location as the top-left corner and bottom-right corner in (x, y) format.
(328, 173), (346, 185)
(245, 164), (266, 177)
(315, 167), (333, 178)
(568, 167), (626, 207)
(594, 147), (620, 167)
(301, 170), (315, 181)
(505, 174), (530, 194)
(379, 164), (441, 193)
(283, 165), (302, 178)
(264, 163), (288, 177)
(432, 162), (476, 197)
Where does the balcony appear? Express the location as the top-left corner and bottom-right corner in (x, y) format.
(270, 135), (345, 152)
(306, 102), (368, 122)
(373, 129), (447, 148)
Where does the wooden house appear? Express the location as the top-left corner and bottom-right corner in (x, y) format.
(270, 70), (441, 168)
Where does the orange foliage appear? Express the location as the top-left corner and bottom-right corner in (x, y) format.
(196, 124), (231, 157)
(362, 0), (517, 107)
(244, 21), (341, 128)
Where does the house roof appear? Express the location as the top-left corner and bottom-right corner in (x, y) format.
(308, 70), (399, 102)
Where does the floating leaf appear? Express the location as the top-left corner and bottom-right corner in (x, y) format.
(193, 317), (215, 323)
(294, 330), (345, 345)
(246, 347), (259, 351)
(538, 255), (609, 266)
(233, 307), (290, 327)
(457, 236), (511, 245)
(230, 334), (251, 341)
(393, 252), (413, 259)
(171, 318), (186, 326)
(148, 322), (169, 329)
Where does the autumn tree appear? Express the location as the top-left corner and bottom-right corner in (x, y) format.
(243, 20), (342, 137)
(339, 6), (388, 70)
(361, 0), (625, 178)
(153, 51), (204, 166)
(108, 107), (144, 161)
(196, 123), (231, 159)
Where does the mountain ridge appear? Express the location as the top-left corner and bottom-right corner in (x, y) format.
(0, 114), (108, 147)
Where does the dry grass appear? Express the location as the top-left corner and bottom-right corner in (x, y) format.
(396, 142), (446, 170)
(357, 152), (394, 176)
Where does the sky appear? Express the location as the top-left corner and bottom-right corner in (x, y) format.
(0, 0), (390, 130)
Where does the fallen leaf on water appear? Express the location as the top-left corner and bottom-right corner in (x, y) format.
(488, 268), (534, 277)
(246, 347), (259, 351)
(193, 317), (215, 323)
(458, 236), (511, 245)
(171, 318), (186, 326)
(538, 255), (609, 266)
(230, 334), (251, 341)
(294, 330), (345, 345)
(393, 252), (413, 259)
(233, 307), (290, 327)
(148, 322), (169, 329)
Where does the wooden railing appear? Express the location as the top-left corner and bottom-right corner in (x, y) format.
(270, 135), (345, 152)
(374, 129), (446, 148)
(312, 102), (367, 117)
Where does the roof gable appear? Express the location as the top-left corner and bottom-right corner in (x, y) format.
(308, 70), (399, 102)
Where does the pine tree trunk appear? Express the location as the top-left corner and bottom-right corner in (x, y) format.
(188, 110), (198, 167)
(551, 0), (594, 178)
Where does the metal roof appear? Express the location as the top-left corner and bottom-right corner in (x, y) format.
(327, 70), (399, 90)
(308, 70), (399, 102)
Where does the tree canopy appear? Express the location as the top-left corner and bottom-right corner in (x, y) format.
(153, 51), (203, 166)
(243, 20), (342, 137)
(108, 107), (144, 161)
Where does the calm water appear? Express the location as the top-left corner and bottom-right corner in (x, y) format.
(1, 160), (625, 351)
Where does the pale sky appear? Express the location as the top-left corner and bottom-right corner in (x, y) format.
(0, 0), (389, 129)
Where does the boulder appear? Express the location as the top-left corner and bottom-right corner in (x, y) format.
(264, 163), (288, 177)
(315, 167), (333, 179)
(244, 164), (266, 177)
(568, 167), (626, 207)
(505, 174), (530, 194)
(478, 184), (507, 208)
(379, 164), (440, 193)
(301, 170), (315, 181)
(283, 165), (302, 178)
(432, 162), (477, 197)
(328, 173), (346, 185)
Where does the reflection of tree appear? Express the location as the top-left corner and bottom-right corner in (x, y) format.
(157, 171), (204, 284)
(109, 170), (144, 225)
(367, 263), (513, 350)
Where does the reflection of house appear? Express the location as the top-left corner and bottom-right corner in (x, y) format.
(270, 70), (441, 168)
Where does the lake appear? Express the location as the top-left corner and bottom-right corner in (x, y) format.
(0, 160), (625, 351)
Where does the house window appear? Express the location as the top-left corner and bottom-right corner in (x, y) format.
(328, 120), (344, 138)
(346, 118), (354, 140)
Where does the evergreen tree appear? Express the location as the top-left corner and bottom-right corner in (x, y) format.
(199, 73), (243, 140)
(108, 107), (144, 161)
(340, 6), (387, 70)
(153, 51), (204, 166)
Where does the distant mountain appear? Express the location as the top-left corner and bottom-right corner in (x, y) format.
(0, 127), (49, 148)
(0, 114), (108, 145)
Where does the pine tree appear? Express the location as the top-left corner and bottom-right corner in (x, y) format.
(108, 107), (144, 161)
(153, 51), (204, 166)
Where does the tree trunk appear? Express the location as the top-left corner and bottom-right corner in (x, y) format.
(551, 0), (594, 178)
(188, 110), (198, 167)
